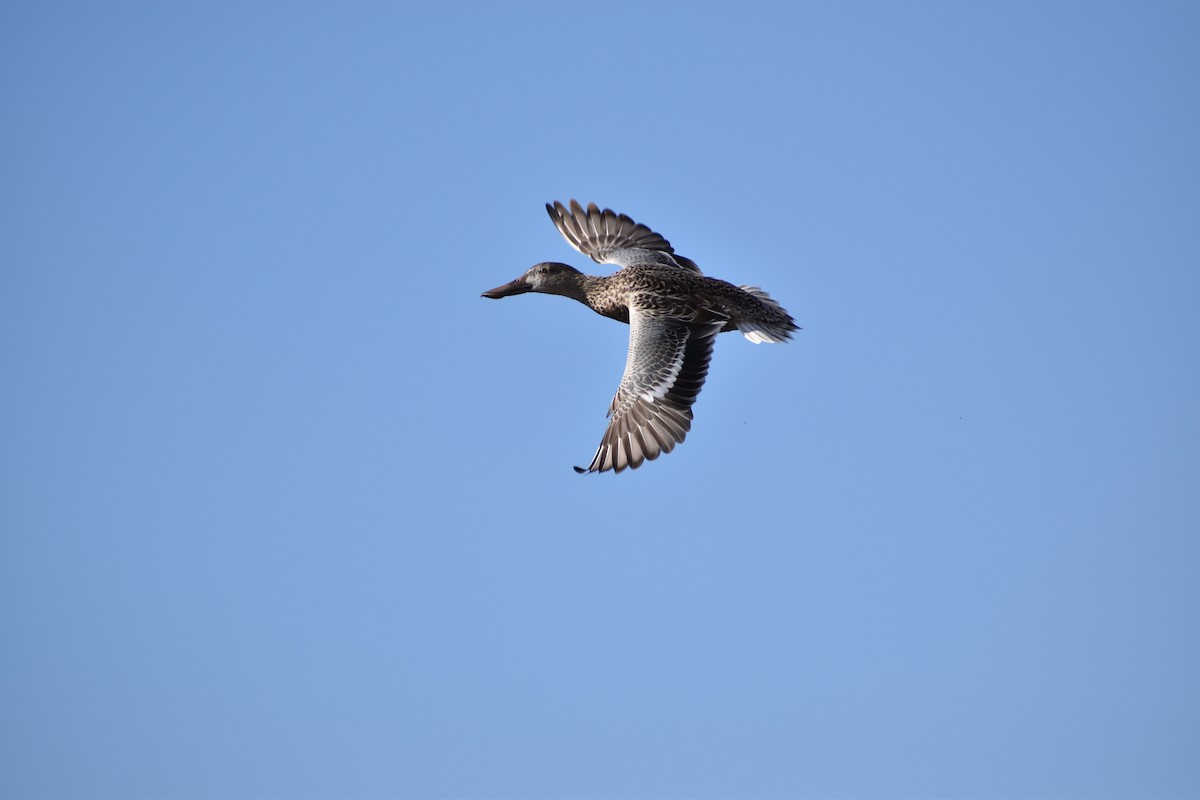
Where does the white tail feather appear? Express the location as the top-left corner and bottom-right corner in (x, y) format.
(738, 323), (788, 344)
(737, 285), (794, 343)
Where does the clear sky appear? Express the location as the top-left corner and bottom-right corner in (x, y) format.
(2, 1), (1198, 797)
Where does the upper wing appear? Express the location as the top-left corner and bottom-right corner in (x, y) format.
(575, 309), (724, 474)
(547, 200), (703, 274)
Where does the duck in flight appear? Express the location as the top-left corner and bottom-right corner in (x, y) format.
(482, 200), (798, 474)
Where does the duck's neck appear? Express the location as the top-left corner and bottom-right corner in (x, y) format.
(579, 274), (628, 322)
(543, 274), (625, 321)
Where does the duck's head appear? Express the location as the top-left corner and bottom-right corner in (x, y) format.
(481, 262), (582, 299)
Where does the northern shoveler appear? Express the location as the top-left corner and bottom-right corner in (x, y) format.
(482, 200), (798, 474)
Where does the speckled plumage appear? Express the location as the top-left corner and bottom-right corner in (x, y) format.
(482, 200), (799, 474)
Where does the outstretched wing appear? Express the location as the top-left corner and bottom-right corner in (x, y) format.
(547, 200), (703, 274)
(575, 309), (724, 474)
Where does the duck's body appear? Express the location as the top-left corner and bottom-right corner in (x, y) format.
(483, 200), (798, 473)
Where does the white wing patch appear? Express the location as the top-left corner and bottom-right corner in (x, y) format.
(623, 310), (689, 410)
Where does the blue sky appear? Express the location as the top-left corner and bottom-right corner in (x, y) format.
(2, 1), (1198, 797)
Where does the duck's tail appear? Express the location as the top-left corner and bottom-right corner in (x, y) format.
(735, 286), (800, 344)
